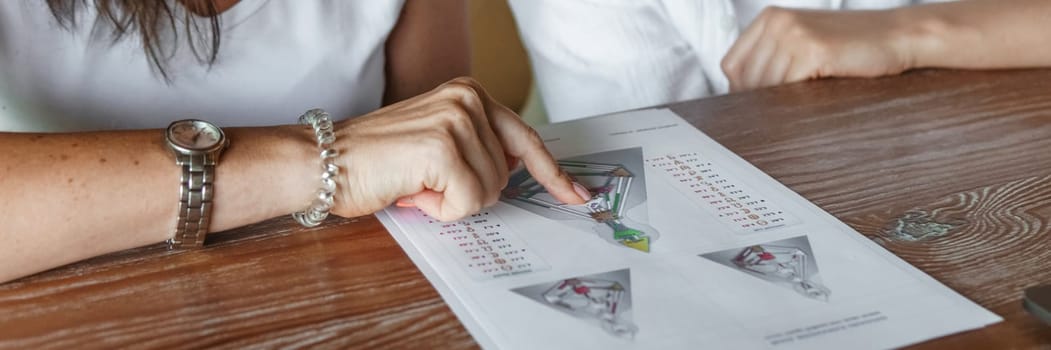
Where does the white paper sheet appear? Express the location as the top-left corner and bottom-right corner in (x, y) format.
(376, 108), (1001, 349)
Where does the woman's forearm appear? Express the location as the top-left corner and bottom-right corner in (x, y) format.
(0, 77), (588, 284)
(901, 0), (1051, 70)
(0, 126), (316, 282)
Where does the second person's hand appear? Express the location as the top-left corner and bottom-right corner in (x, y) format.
(721, 7), (918, 92)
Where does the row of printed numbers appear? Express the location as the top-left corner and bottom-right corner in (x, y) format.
(416, 209), (550, 280)
(647, 152), (796, 233)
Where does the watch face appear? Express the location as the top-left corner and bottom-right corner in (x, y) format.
(168, 120), (223, 151)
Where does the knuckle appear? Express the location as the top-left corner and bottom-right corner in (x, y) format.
(558, 169), (574, 184)
(438, 81), (471, 99)
(449, 76), (482, 89)
(460, 88), (485, 110)
(523, 126), (543, 146)
(537, 166), (569, 189)
(523, 127), (545, 152)
(767, 8), (812, 37)
(447, 105), (473, 126)
(440, 79), (483, 104)
(433, 101), (471, 129)
(447, 111), (478, 138)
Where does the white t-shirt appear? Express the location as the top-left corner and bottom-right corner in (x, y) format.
(0, 0), (405, 132)
(509, 0), (948, 122)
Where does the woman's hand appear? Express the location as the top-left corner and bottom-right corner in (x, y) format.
(721, 7), (915, 92)
(333, 77), (590, 221)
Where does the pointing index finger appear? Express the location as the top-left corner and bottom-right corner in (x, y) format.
(485, 102), (589, 205)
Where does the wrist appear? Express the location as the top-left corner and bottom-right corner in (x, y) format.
(281, 125), (327, 218)
(889, 5), (959, 70)
(291, 109), (343, 227)
(209, 125), (318, 232)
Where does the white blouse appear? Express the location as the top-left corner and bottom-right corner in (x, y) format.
(509, 0), (949, 122)
(0, 0), (405, 132)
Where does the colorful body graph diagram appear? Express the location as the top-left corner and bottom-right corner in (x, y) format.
(513, 269), (638, 338)
(502, 148), (658, 252)
(702, 236), (830, 301)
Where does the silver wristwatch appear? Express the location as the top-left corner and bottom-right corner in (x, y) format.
(164, 119), (228, 249)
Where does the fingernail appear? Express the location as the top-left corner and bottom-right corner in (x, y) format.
(396, 198), (416, 208)
(572, 182), (591, 202)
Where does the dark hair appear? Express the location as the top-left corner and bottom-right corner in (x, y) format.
(46, 0), (223, 81)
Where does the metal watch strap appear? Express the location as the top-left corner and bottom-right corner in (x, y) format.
(169, 153), (216, 249)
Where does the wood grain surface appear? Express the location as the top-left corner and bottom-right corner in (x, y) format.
(2, 69), (1050, 349)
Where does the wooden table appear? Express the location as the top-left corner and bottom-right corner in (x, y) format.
(2, 69), (1050, 349)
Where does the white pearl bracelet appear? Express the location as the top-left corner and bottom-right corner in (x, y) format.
(293, 108), (340, 227)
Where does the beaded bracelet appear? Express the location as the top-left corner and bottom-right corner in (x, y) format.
(293, 108), (340, 227)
